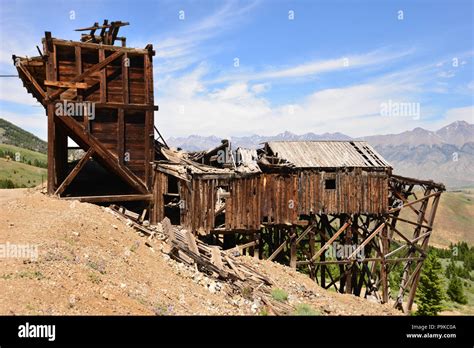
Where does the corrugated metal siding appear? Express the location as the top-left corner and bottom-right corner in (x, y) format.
(266, 141), (391, 168)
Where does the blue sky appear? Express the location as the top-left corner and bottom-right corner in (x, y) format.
(0, 0), (472, 140)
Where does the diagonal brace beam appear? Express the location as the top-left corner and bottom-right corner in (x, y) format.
(46, 50), (124, 102)
(55, 147), (95, 196)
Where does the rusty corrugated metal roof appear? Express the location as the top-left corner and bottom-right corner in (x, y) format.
(266, 141), (391, 169)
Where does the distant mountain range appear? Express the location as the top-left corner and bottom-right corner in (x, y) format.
(167, 121), (474, 189)
(2, 116), (472, 189)
(167, 131), (352, 151)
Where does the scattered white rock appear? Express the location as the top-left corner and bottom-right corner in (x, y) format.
(208, 282), (217, 294)
(68, 295), (76, 306)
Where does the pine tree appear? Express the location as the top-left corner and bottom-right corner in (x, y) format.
(445, 259), (456, 279)
(447, 275), (468, 304)
(416, 252), (445, 316)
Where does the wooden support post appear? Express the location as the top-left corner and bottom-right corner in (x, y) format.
(320, 216), (328, 289)
(344, 215), (356, 294)
(380, 225), (389, 303)
(308, 226), (316, 280)
(290, 229), (297, 269)
(99, 49), (106, 103)
(144, 47), (154, 190)
(122, 53), (129, 104)
(268, 227), (287, 261)
(47, 103), (56, 193)
(118, 109), (124, 165)
(406, 193), (441, 312)
(254, 232), (260, 259)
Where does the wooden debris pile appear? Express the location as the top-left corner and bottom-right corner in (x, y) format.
(107, 205), (294, 315)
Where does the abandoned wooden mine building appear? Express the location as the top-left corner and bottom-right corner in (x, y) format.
(14, 21), (445, 313)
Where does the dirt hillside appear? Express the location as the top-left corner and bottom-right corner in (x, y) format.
(0, 189), (399, 315)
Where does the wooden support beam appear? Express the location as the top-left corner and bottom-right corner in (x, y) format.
(346, 222), (386, 260)
(295, 223), (316, 245)
(290, 231), (297, 269)
(122, 53), (129, 104)
(62, 194), (153, 203)
(406, 193), (441, 312)
(389, 215), (432, 230)
(46, 104), (56, 193)
(99, 48), (106, 103)
(386, 228), (429, 258)
(267, 231), (288, 261)
(17, 63), (46, 100)
(297, 257), (425, 266)
(118, 109), (125, 165)
(45, 80), (88, 89)
(56, 114), (148, 194)
(380, 225), (389, 303)
(92, 102), (158, 111)
(51, 38), (153, 55)
(388, 191), (440, 214)
(46, 50), (124, 102)
(54, 147), (95, 196)
(309, 220), (352, 262)
(144, 47), (154, 190)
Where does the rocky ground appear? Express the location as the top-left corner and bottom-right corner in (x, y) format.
(0, 189), (400, 315)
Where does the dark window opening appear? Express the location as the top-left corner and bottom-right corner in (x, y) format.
(325, 179), (336, 190)
(167, 176), (179, 194)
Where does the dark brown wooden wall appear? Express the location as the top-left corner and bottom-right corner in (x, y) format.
(154, 169), (389, 235)
(53, 42), (152, 182)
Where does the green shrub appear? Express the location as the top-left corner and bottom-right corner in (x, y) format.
(271, 288), (288, 302)
(293, 303), (320, 316)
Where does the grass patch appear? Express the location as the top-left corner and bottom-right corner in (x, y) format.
(87, 260), (106, 274)
(88, 273), (102, 284)
(293, 303), (320, 316)
(17, 270), (44, 280)
(0, 158), (46, 188)
(271, 288), (288, 302)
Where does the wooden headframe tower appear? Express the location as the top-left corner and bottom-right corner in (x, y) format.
(14, 20), (158, 210)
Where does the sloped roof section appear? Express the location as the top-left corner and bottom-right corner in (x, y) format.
(265, 141), (391, 169)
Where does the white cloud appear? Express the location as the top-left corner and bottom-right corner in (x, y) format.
(0, 78), (41, 105)
(211, 48), (414, 84)
(156, 61), (438, 138)
(441, 106), (474, 125)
